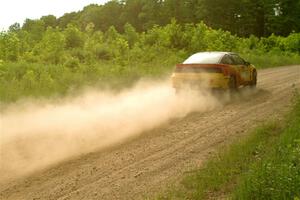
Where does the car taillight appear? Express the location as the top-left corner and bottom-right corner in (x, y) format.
(222, 68), (230, 76)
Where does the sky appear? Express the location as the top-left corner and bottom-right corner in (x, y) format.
(0, 0), (109, 31)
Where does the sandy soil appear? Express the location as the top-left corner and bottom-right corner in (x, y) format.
(0, 65), (299, 200)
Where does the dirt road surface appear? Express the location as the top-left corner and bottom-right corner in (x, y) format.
(1, 65), (300, 200)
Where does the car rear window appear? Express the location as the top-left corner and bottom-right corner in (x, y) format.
(183, 53), (224, 64)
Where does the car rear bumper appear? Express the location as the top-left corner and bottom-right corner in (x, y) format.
(171, 73), (230, 89)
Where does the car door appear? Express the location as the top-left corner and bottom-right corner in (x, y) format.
(230, 54), (251, 83)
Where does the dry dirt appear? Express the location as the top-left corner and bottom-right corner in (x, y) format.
(0, 65), (300, 200)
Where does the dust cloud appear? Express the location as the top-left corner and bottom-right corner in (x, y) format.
(0, 80), (222, 182)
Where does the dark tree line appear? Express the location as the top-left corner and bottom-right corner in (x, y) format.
(9, 0), (300, 38)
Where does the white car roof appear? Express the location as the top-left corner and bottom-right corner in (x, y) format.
(183, 52), (229, 64)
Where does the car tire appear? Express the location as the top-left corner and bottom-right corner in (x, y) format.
(228, 76), (237, 91)
(250, 71), (257, 88)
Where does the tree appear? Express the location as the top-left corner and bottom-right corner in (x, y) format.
(79, 1), (123, 32)
(64, 24), (85, 49)
(1, 33), (21, 61)
(105, 26), (121, 42)
(124, 23), (139, 47)
(22, 19), (45, 42)
(267, 0), (300, 36)
(163, 0), (195, 23)
(58, 12), (79, 29)
(120, 0), (144, 31)
(37, 27), (66, 64)
(79, 4), (103, 30)
(98, 1), (123, 31)
(8, 23), (21, 33)
(41, 15), (57, 28)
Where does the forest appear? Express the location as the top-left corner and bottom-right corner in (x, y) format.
(14, 0), (300, 37)
(0, 0), (300, 103)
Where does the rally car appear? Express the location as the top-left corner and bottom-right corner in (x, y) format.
(172, 52), (257, 91)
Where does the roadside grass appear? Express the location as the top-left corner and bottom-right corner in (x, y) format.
(157, 93), (300, 200)
(233, 94), (300, 199)
(242, 52), (300, 69)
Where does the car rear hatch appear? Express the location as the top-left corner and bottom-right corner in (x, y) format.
(172, 64), (228, 88)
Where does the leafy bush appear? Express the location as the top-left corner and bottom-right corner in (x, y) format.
(64, 24), (85, 49)
(94, 44), (113, 60)
(64, 57), (80, 70)
(284, 33), (300, 53)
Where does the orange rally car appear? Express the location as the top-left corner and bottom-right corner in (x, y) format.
(172, 52), (257, 91)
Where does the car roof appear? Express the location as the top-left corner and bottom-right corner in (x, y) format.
(183, 52), (236, 64)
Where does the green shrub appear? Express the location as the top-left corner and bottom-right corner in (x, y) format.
(64, 24), (85, 49)
(64, 57), (80, 70)
(284, 33), (300, 53)
(94, 44), (113, 60)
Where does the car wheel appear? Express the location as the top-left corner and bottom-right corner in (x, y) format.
(250, 71), (257, 88)
(228, 76), (237, 91)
